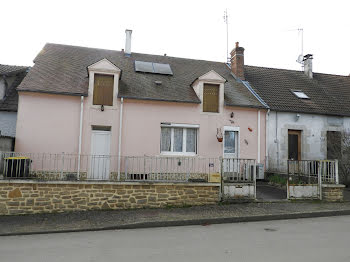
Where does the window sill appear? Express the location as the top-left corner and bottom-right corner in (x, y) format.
(160, 152), (197, 157)
(201, 111), (221, 115)
(90, 104), (118, 110)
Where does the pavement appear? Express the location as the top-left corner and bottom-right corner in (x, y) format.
(1, 201), (350, 236)
(1, 215), (350, 262)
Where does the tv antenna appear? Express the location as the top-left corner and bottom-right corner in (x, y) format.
(296, 28), (304, 68)
(223, 9), (229, 63)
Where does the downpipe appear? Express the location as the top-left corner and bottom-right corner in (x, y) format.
(117, 97), (124, 181)
(77, 96), (84, 177)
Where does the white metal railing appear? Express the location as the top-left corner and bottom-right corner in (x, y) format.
(287, 160), (339, 184)
(222, 158), (256, 182)
(0, 152), (256, 183)
(123, 156), (220, 182)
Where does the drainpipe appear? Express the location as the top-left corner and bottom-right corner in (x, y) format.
(77, 96), (84, 177)
(117, 97), (124, 180)
(276, 112), (279, 169)
(265, 109), (270, 171)
(257, 110), (261, 163)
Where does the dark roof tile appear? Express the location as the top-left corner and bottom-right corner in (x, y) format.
(244, 65), (350, 116)
(18, 43), (265, 109)
(0, 65), (29, 112)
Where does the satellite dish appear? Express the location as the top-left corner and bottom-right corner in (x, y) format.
(297, 55), (304, 64)
(296, 54), (304, 64)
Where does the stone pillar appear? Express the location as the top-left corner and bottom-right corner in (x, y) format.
(322, 184), (345, 201)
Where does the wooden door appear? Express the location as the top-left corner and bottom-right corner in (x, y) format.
(288, 130), (301, 160)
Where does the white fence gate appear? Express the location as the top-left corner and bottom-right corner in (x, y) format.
(287, 160), (339, 200)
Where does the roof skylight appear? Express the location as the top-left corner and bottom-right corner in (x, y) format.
(292, 90), (310, 99)
(134, 61), (173, 75)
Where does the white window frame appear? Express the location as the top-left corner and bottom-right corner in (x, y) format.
(160, 123), (199, 156)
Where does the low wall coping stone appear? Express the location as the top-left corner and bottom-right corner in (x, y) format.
(0, 179), (219, 187)
(322, 184), (345, 188)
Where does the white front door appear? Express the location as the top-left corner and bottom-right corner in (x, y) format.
(223, 128), (239, 173)
(90, 130), (111, 180)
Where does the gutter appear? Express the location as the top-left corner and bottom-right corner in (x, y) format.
(240, 80), (269, 109)
(117, 97), (124, 180)
(225, 64), (269, 109)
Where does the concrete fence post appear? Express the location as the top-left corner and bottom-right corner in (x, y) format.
(335, 159), (339, 184)
(318, 161), (322, 200)
(253, 160), (257, 200)
(219, 157), (223, 201)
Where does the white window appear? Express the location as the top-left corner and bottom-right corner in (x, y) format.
(161, 125), (198, 155)
(292, 90), (309, 99)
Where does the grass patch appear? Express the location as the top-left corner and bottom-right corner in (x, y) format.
(268, 174), (287, 186)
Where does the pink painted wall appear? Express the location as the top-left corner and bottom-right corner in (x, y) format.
(15, 92), (81, 153)
(16, 92), (266, 164)
(120, 100), (266, 162)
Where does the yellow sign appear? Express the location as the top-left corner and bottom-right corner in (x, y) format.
(209, 173), (221, 183)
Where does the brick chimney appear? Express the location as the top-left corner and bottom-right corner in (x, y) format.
(230, 42), (245, 80)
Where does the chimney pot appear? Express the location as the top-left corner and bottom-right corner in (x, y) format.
(125, 29), (132, 56)
(230, 42), (245, 80)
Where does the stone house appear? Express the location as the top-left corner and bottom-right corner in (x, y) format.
(230, 46), (350, 174)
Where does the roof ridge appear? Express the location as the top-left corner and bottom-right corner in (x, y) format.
(0, 64), (29, 68)
(45, 43), (226, 65)
(245, 64), (349, 78)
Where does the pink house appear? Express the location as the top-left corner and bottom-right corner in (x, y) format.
(15, 31), (267, 179)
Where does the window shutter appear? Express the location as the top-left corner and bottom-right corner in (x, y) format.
(203, 84), (219, 112)
(93, 74), (114, 106)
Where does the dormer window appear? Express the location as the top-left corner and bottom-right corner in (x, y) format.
(191, 70), (226, 114)
(93, 74), (114, 106)
(87, 58), (121, 108)
(203, 84), (219, 112)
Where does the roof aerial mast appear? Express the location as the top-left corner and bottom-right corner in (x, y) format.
(296, 28), (304, 69)
(223, 9), (229, 63)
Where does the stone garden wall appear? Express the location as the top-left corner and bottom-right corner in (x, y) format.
(0, 180), (220, 215)
(322, 184), (345, 201)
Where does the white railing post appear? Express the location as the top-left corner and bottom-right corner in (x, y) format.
(335, 159), (339, 184)
(61, 152), (64, 179)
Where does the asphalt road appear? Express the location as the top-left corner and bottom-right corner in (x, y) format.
(1, 216), (350, 262)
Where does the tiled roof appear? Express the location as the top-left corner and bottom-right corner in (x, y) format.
(17, 43), (266, 109)
(0, 65), (29, 112)
(244, 65), (350, 116)
(0, 64), (28, 76)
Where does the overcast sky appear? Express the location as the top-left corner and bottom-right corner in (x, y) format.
(2, 0), (349, 75)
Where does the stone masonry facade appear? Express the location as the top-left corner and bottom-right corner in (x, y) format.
(322, 184), (345, 202)
(0, 181), (220, 215)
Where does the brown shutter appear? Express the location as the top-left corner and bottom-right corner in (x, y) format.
(203, 84), (219, 112)
(93, 74), (114, 106)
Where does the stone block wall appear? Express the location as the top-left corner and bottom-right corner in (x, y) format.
(0, 181), (220, 215)
(322, 184), (345, 201)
